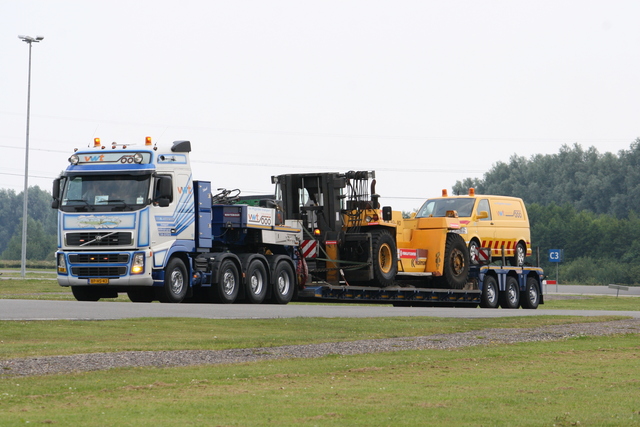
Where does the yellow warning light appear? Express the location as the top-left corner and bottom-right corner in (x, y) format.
(94, 138), (101, 147)
(442, 189), (448, 197)
(469, 188), (475, 196)
(145, 136), (152, 146)
(313, 229), (321, 236)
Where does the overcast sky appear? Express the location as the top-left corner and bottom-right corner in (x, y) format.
(2, 1), (639, 212)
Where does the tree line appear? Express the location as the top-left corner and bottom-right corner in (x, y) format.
(454, 139), (640, 285)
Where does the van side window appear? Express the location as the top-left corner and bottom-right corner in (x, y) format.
(477, 199), (491, 221)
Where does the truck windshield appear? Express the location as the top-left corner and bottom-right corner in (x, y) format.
(59, 174), (152, 212)
(416, 198), (475, 218)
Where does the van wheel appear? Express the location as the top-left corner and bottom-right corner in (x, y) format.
(499, 276), (520, 308)
(442, 233), (470, 289)
(521, 277), (540, 309)
(469, 239), (482, 265)
(511, 242), (526, 266)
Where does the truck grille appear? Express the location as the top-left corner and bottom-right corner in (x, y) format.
(70, 266), (128, 278)
(69, 253), (130, 264)
(66, 232), (132, 247)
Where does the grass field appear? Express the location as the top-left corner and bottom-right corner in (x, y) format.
(1, 275), (639, 425)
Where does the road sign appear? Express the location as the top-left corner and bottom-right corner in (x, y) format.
(549, 249), (563, 263)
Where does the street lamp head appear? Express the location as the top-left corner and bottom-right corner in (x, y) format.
(18, 35), (44, 43)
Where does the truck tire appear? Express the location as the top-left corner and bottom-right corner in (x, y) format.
(158, 258), (188, 303)
(480, 275), (499, 308)
(521, 277), (540, 309)
(511, 242), (527, 267)
(245, 259), (268, 304)
(371, 229), (398, 287)
(271, 261), (295, 304)
(499, 276), (520, 309)
(442, 233), (470, 289)
(212, 259), (240, 304)
(71, 286), (101, 301)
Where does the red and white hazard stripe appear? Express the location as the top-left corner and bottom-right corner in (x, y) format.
(301, 240), (317, 258)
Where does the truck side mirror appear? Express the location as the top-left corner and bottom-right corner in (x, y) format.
(382, 206), (392, 221)
(51, 178), (61, 209)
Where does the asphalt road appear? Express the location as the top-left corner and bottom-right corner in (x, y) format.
(0, 284), (638, 321)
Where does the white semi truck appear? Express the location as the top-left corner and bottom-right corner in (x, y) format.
(51, 138), (302, 303)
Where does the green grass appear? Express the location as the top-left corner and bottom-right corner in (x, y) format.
(541, 295), (640, 311)
(1, 333), (639, 426)
(1, 316), (623, 359)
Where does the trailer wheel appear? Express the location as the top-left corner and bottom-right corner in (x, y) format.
(213, 259), (240, 304)
(511, 242), (526, 267)
(271, 261), (295, 304)
(371, 229), (398, 287)
(521, 277), (540, 309)
(158, 258), (188, 303)
(245, 260), (268, 304)
(480, 275), (499, 308)
(499, 276), (520, 309)
(442, 233), (470, 289)
(71, 286), (101, 301)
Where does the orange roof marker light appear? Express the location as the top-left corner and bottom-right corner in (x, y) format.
(469, 188), (475, 196)
(442, 189), (448, 197)
(93, 138), (101, 148)
(145, 136), (152, 146)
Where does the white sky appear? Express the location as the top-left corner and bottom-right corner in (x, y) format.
(1, 1), (639, 212)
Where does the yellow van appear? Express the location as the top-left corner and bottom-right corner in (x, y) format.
(414, 189), (532, 266)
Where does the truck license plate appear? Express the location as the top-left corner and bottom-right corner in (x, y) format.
(89, 278), (109, 284)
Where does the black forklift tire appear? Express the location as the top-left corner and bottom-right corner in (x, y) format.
(442, 233), (470, 289)
(370, 229), (398, 287)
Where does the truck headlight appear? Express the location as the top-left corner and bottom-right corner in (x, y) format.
(57, 253), (67, 274)
(131, 252), (145, 275)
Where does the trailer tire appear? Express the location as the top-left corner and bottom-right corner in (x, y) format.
(521, 277), (540, 309)
(442, 233), (470, 289)
(213, 259), (240, 304)
(158, 258), (188, 303)
(271, 261), (295, 304)
(499, 276), (520, 309)
(480, 275), (499, 308)
(245, 260), (268, 304)
(371, 229), (398, 287)
(71, 286), (102, 301)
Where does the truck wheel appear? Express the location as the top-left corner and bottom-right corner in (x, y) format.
(480, 275), (499, 308)
(245, 260), (268, 304)
(158, 258), (188, 303)
(127, 288), (154, 303)
(511, 242), (526, 267)
(71, 286), (101, 301)
(521, 277), (540, 309)
(271, 261), (295, 304)
(213, 259), (240, 304)
(442, 233), (470, 289)
(371, 229), (398, 287)
(499, 276), (520, 309)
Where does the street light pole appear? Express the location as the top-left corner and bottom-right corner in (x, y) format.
(18, 35), (44, 279)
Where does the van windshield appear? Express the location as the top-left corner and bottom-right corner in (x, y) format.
(416, 198), (475, 218)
